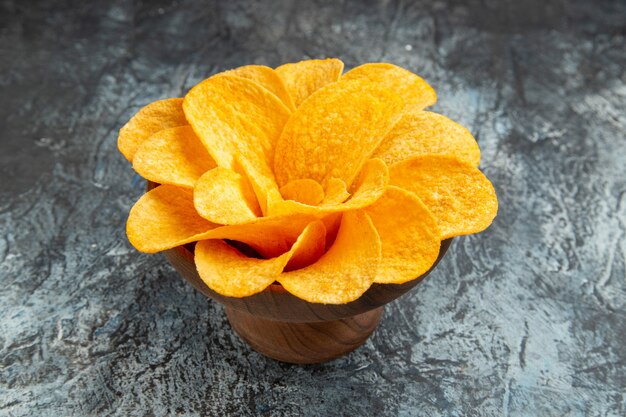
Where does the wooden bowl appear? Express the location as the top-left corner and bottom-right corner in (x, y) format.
(164, 239), (452, 364)
(146, 181), (452, 363)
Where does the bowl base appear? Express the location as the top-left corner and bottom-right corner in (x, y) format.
(225, 306), (384, 364)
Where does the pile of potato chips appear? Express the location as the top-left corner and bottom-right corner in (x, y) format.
(118, 58), (498, 304)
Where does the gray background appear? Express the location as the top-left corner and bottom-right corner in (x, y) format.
(1, 0), (625, 416)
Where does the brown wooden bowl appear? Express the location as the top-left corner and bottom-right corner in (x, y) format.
(147, 180), (452, 363)
(164, 239), (452, 364)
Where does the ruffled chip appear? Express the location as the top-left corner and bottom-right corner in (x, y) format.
(342, 63), (436, 111)
(195, 220), (326, 297)
(225, 65), (296, 111)
(374, 110), (480, 167)
(194, 167), (261, 225)
(132, 126), (215, 188)
(118, 98), (188, 162)
(278, 210), (382, 304)
(389, 155), (498, 239)
(275, 58), (344, 107)
(365, 186), (440, 284)
(274, 80), (403, 188)
(127, 185), (217, 253)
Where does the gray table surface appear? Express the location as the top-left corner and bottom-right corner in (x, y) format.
(1, 1), (625, 416)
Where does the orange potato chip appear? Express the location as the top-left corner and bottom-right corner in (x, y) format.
(121, 59), (499, 305)
(195, 239), (289, 298)
(284, 220), (326, 271)
(320, 212), (342, 250)
(127, 186), (320, 258)
(194, 167), (261, 225)
(322, 177), (350, 205)
(201, 214), (319, 259)
(235, 157), (283, 217)
(183, 75), (290, 212)
(127, 185), (217, 253)
(279, 179), (325, 206)
(268, 159), (388, 217)
(389, 155), (498, 239)
(274, 80), (403, 188)
(374, 110), (480, 167)
(365, 186), (440, 284)
(225, 65), (296, 111)
(129, 186), (325, 259)
(277, 210), (382, 304)
(342, 63), (436, 111)
(183, 75), (290, 169)
(275, 58), (344, 107)
(195, 221), (327, 297)
(118, 98), (188, 162)
(132, 126), (216, 188)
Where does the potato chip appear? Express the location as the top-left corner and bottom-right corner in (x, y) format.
(202, 214), (319, 259)
(280, 179), (325, 206)
(195, 239), (288, 298)
(183, 75), (289, 169)
(374, 110), (480, 167)
(121, 59), (499, 305)
(225, 65), (296, 111)
(194, 167), (261, 224)
(320, 212), (342, 250)
(389, 155), (497, 239)
(278, 210), (382, 304)
(118, 98), (188, 162)
(284, 220), (326, 271)
(195, 221), (326, 297)
(132, 126), (215, 188)
(322, 177), (350, 205)
(365, 186), (440, 284)
(235, 157), (283, 217)
(268, 159), (388, 217)
(274, 80), (403, 188)
(128, 185), (318, 258)
(275, 58), (344, 107)
(183, 75), (290, 213)
(127, 185), (217, 253)
(342, 63), (436, 111)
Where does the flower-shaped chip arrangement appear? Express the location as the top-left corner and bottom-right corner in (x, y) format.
(118, 58), (498, 304)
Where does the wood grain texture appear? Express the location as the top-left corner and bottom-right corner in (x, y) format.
(1, 0), (625, 416)
(225, 306), (383, 364)
(164, 238), (451, 363)
(164, 239), (452, 323)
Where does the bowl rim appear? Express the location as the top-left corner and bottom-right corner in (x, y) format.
(147, 181), (454, 321)
(174, 239), (452, 293)
(165, 237), (453, 322)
